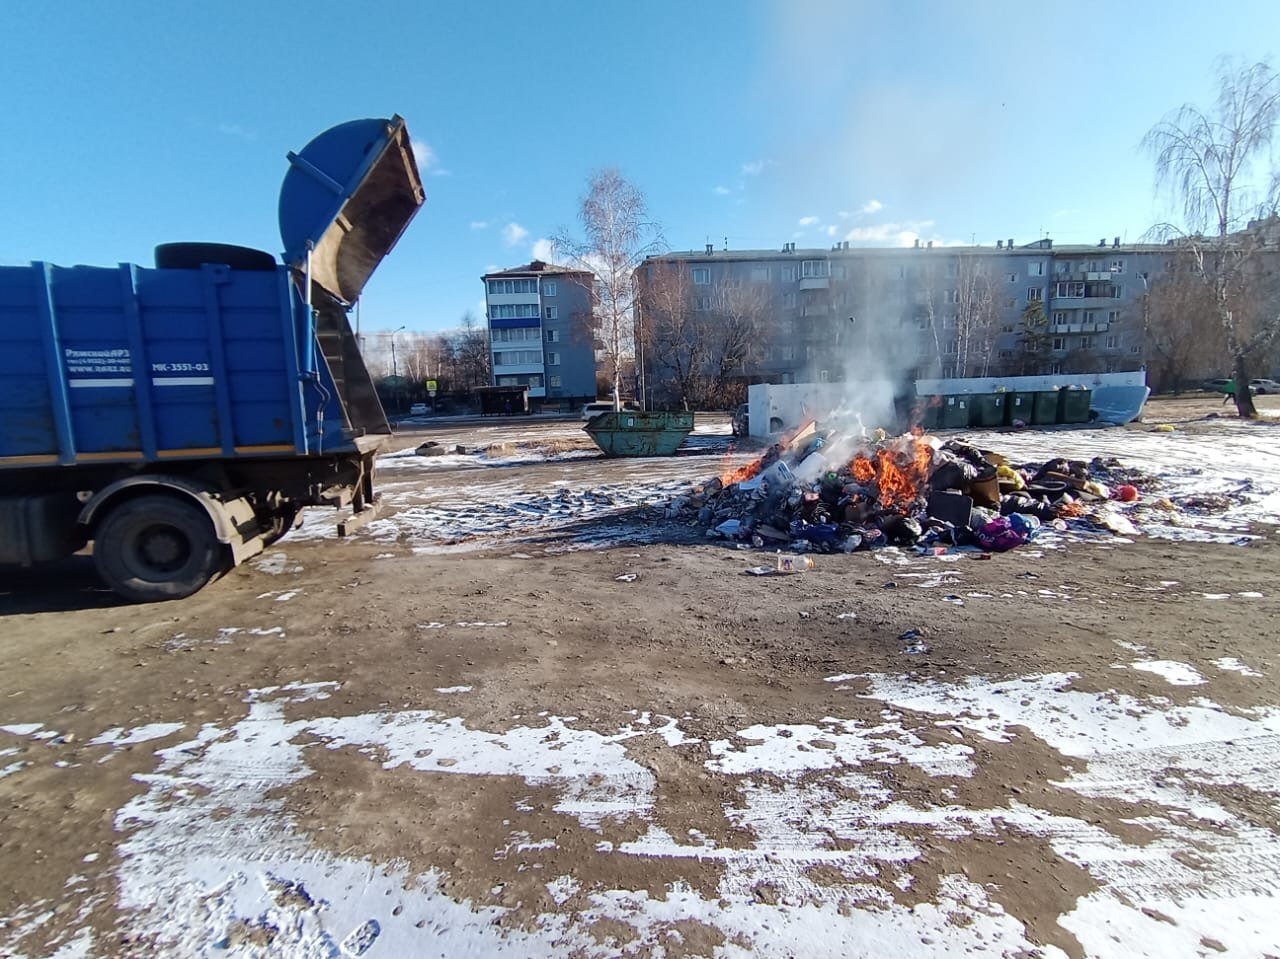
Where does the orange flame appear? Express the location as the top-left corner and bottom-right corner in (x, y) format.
(848, 437), (934, 510)
(720, 457), (764, 486)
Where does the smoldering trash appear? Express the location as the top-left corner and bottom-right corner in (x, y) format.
(665, 420), (1253, 558)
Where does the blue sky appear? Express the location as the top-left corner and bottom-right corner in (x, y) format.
(2, 0), (1277, 333)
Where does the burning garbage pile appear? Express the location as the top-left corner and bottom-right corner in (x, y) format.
(672, 421), (1156, 555)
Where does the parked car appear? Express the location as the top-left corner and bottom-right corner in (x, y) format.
(732, 403), (749, 437)
(409, 402), (430, 415)
(581, 400), (639, 421)
(1203, 378), (1233, 393)
(1249, 378), (1280, 394)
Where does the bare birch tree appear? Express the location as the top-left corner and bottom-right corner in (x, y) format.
(554, 170), (664, 408)
(1143, 57), (1280, 416)
(953, 258), (998, 377)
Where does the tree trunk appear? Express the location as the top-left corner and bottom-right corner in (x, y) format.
(1232, 353), (1258, 417)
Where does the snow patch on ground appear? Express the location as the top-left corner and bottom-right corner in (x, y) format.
(1130, 660), (1207, 686)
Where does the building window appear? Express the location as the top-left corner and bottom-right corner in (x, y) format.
(818, 369), (829, 382)
(944, 340), (958, 355)
(1027, 287), (1043, 302)
(1054, 281), (1085, 298)
(998, 350), (1013, 359)
(692, 267), (710, 285)
(1080, 335), (1095, 349)
(1108, 310), (1120, 324)
(547, 351), (560, 366)
(1130, 345), (1141, 353)
(941, 365), (956, 378)
(544, 306), (558, 320)
(1052, 311), (1068, 326)
(1083, 310), (1097, 323)
(782, 292), (797, 308)
(545, 329), (559, 343)
(543, 281), (557, 296)
(942, 290), (958, 304)
(490, 303), (541, 319)
(1001, 324), (1014, 333)
(694, 295), (712, 311)
(782, 265), (797, 282)
(1110, 259), (1125, 274)
(1029, 261), (1045, 277)
(943, 314), (957, 329)
(493, 349), (543, 366)
(549, 375), (562, 388)
(487, 278), (538, 295)
(1052, 337), (1065, 351)
(1105, 335), (1119, 349)
(1024, 340), (1036, 353)
(1055, 261), (1072, 274)
(801, 259), (829, 278)
(497, 376), (519, 386)
(1050, 361), (1063, 375)
(781, 346), (795, 361)
(527, 375), (543, 389)
(750, 266), (770, 283)
(945, 261), (959, 278)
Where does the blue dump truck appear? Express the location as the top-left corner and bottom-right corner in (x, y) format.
(0, 116), (424, 601)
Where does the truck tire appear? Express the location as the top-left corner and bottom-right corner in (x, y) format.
(154, 242), (277, 272)
(93, 495), (225, 602)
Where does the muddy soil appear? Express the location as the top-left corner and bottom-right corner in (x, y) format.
(1, 397), (1278, 958)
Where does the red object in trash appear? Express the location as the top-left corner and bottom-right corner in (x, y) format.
(1113, 484), (1139, 502)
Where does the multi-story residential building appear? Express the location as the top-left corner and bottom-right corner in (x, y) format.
(634, 238), (1180, 407)
(481, 260), (597, 403)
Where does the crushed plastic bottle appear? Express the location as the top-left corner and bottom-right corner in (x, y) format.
(775, 553), (815, 574)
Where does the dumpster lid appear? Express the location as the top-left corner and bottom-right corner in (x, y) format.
(278, 115), (424, 304)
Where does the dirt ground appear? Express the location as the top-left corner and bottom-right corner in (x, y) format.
(2, 396), (1279, 958)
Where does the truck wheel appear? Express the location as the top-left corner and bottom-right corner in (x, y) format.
(154, 242), (277, 272)
(93, 496), (225, 602)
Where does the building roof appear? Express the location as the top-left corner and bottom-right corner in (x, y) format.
(643, 240), (1177, 265)
(482, 259), (591, 279)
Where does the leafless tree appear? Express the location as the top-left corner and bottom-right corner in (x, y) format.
(953, 258), (998, 377)
(1143, 57), (1280, 416)
(637, 267), (768, 410)
(1143, 254), (1224, 391)
(554, 169), (664, 408)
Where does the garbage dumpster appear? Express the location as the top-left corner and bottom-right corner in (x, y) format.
(1058, 388), (1092, 424)
(1005, 391), (1036, 425)
(1032, 390), (1060, 425)
(969, 393), (1006, 428)
(917, 396), (942, 430)
(941, 395), (971, 429)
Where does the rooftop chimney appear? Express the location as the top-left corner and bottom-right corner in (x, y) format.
(913, 238), (921, 249)
(1045, 238), (1053, 249)
(1008, 238), (1014, 249)
(926, 240), (934, 248)
(1113, 236), (1120, 248)
(996, 240), (1003, 249)
(1099, 238), (1107, 247)
(705, 243), (714, 255)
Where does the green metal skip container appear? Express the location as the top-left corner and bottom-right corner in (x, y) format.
(969, 393), (1006, 428)
(1058, 388), (1093, 424)
(1032, 390), (1061, 425)
(941, 395), (971, 429)
(1005, 391), (1035, 425)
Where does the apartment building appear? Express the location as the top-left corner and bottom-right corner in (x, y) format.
(481, 260), (596, 402)
(634, 238), (1172, 405)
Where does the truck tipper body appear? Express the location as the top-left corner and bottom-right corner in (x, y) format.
(0, 115), (424, 601)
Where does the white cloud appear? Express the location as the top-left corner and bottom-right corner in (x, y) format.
(837, 211), (851, 220)
(713, 185), (731, 196)
(470, 220), (489, 230)
(844, 220), (936, 247)
(502, 222), (529, 247)
(797, 216), (819, 227)
(825, 225), (839, 238)
(741, 159), (767, 176)
(861, 199), (884, 215)
(215, 122), (255, 141)
(531, 238), (556, 262)
(411, 139), (437, 173)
